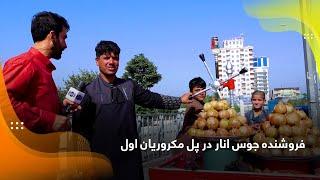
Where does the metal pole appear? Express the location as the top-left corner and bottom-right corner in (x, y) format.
(226, 61), (234, 107)
(300, 0), (320, 126)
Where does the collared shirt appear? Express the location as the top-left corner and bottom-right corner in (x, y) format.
(3, 47), (61, 133)
(245, 109), (269, 124)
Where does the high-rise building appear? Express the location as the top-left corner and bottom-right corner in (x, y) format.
(211, 35), (269, 104)
(253, 57), (270, 100)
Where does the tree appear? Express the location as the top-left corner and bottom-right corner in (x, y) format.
(123, 54), (161, 89)
(204, 95), (212, 103)
(122, 54), (173, 114)
(233, 104), (240, 113)
(58, 69), (98, 101)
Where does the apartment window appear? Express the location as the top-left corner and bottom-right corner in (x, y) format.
(263, 58), (268, 66)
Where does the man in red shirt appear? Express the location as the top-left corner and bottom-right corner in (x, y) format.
(3, 11), (72, 133)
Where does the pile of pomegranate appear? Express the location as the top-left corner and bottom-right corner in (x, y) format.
(252, 101), (320, 157)
(188, 99), (254, 138)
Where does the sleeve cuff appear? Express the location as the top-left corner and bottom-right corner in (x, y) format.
(160, 95), (181, 109)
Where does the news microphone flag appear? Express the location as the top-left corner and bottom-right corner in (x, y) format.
(65, 87), (85, 104)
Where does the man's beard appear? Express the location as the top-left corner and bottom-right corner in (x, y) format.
(51, 41), (63, 60)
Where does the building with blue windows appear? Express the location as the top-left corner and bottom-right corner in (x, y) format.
(253, 57), (270, 100)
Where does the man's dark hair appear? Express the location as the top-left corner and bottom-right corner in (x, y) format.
(31, 11), (69, 42)
(95, 41), (121, 58)
(189, 77), (206, 92)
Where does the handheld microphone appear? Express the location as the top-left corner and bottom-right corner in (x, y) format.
(65, 81), (86, 113)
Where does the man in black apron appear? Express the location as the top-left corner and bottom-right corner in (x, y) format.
(73, 41), (191, 180)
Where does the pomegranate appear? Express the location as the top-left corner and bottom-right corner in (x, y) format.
(206, 117), (219, 130)
(273, 102), (287, 114)
(216, 101), (225, 111)
(198, 111), (207, 119)
(218, 110), (230, 119)
(216, 128), (229, 137)
(300, 118), (313, 129)
(269, 113), (286, 127)
(278, 125), (292, 137)
(206, 109), (219, 118)
(253, 132), (266, 144)
(229, 128), (241, 136)
(239, 125), (250, 137)
(219, 119), (229, 129)
(286, 103), (295, 113)
(228, 118), (241, 129)
(210, 100), (218, 109)
(261, 121), (271, 132)
(292, 126), (307, 137)
(204, 130), (215, 137)
(265, 126), (278, 138)
(227, 108), (237, 118)
(196, 118), (206, 130)
(220, 99), (230, 110)
(296, 110), (307, 119)
(188, 127), (197, 136)
(237, 115), (247, 125)
(286, 112), (301, 126)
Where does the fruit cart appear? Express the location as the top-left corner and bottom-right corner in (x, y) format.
(149, 100), (320, 180)
(149, 54), (320, 179)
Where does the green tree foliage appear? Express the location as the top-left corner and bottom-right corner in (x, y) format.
(123, 54), (161, 89)
(204, 95), (212, 103)
(122, 54), (178, 114)
(233, 104), (240, 113)
(58, 69), (98, 101)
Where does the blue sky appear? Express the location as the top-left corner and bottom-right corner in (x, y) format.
(0, 0), (306, 96)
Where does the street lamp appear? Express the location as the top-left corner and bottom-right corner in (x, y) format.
(226, 60), (234, 107)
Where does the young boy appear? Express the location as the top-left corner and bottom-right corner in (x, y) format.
(174, 77), (206, 170)
(245, 90), (268, 127)
(177, 77), (207, 138)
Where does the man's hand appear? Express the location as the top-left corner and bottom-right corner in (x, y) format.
(52, 114), (71, 132)
(63, 99), (81, 112)
(180, 92), (193, 104)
